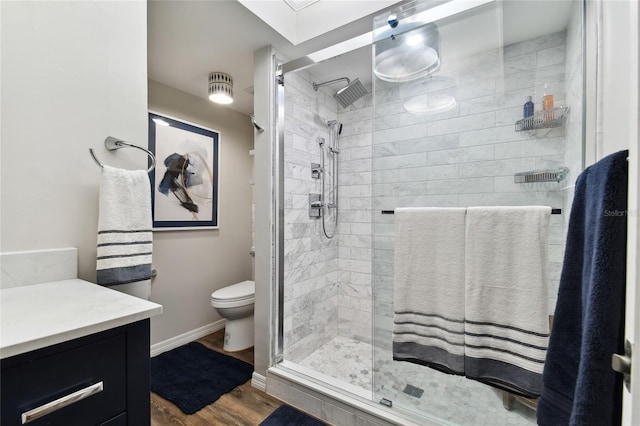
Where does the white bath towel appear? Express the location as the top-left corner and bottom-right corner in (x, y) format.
(96, 165), (153, 288)
(464, 206), (551, 397)
(393, 207), (467, 374)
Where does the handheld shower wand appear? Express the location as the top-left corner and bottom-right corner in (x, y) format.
(318, 120), (341, 238)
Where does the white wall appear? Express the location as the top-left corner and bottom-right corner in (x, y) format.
(147, 80), (253, 344)
(0, 1), (254, 348)
(1, 2), (147, 279)
(598, 1), (640, 424)
(599, 0), (637, 159)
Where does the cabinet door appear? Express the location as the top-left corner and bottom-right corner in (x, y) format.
(100, 412), (127, 426)
(1, 334), (127, 426)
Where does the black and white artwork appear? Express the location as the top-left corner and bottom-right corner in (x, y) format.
(148, 112), (219, 230)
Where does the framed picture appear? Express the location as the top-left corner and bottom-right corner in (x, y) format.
(148, 112), (219, 230)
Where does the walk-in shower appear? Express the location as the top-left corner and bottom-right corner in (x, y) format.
(272, 0), (586, 424)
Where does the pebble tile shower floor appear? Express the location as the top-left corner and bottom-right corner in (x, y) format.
(298, 336), (536, 426)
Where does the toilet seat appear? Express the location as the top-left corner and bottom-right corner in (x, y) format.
(211, 280), (255, 308)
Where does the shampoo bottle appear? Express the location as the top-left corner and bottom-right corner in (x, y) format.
(542, 84), (554, 111)
(523, 96), (534, 118)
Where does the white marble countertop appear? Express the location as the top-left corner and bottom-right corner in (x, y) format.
(0, 279), (163, 359)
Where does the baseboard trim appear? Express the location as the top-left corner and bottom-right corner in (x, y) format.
(251, 372), (267, 392)
(150, 319), (226, 357)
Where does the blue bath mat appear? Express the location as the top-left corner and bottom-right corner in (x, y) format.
(260, 405), (328, 425)
(150, 341), (253, 414)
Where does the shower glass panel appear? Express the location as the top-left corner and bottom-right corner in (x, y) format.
(278, 48), (375, 400)
(277, 0), (584, 423)
(371, 0), (584, 424)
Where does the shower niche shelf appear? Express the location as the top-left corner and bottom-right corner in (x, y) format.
(514, 167), (569, 184)
(515, 106), (569, 132)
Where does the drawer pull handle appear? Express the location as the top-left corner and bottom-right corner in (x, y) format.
(21, 381), (104, 424)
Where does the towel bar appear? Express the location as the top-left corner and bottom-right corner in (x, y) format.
(381, 208), (562, 215)
(89, 136), (156, 173)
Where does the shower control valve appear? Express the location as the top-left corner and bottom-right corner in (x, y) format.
(311, 162), (323, 179)
(309, 193), (323, 218)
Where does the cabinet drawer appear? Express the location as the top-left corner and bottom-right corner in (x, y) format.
(1, 334), (127, 426)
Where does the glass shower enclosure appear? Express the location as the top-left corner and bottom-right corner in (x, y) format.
(274, 0), (584, 424)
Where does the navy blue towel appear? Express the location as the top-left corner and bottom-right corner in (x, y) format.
(537, 150), (628, 426)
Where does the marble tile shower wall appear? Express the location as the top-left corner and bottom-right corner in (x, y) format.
(370, 31), (572, 350)
(335, 90), (375, 344)
(283, 70), (341, 362)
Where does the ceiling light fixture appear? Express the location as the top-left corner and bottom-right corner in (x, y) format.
(208, 72), (234, 104)
(406, 34), (424, 47)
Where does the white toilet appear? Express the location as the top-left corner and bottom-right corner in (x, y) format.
(210, 280), (255, 352)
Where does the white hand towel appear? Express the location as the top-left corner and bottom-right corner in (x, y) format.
(96, 165), (153, 287)
(393, 207), (467, 374)
(464, 206), (551, 397)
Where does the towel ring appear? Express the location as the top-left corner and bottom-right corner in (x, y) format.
(89, 136), (156, 173)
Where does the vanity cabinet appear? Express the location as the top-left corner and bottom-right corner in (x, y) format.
(1, 319), (150, 426)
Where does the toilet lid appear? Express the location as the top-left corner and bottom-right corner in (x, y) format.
(211, 280), (255, 302)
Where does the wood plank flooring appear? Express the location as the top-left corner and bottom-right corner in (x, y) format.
(150, 330), (284, 426)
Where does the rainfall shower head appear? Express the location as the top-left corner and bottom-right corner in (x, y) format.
(334, 78), (368, 108)
(313, 77), (368, 108)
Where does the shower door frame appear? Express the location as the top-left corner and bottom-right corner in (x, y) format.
(271, 24), (375, 371)
(273, 61), (285, 366)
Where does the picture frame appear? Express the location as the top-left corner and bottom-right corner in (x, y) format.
(148, 112), (219, 230)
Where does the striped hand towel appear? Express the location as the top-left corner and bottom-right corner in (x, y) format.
(96, 165), (153, 287)
(464, 206), (551, 398)
(393, 207), (467, 375)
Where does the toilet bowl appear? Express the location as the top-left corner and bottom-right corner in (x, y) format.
(211, 280), (255, 352)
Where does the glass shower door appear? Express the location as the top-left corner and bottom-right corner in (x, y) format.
(371, 0), (584, 423)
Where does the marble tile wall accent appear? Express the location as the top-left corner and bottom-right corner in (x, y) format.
(1, 248), (78, 289)
(283, 70), (340, 362)
(336, 90), (374, 344)
(371, 31), (576, 350)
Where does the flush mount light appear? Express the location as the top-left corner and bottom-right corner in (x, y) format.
(374, 23), (441, 82)
(406, 34), (424, 47)
(208, 72), (234, 104)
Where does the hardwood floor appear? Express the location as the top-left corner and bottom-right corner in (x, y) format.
(150, 330), (285, 426)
